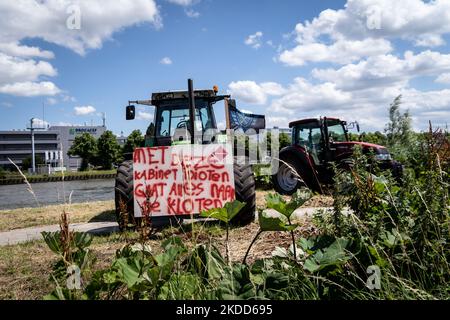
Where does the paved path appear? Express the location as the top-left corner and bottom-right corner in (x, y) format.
(0, 206), (346, 246)
(0, 221), (119, 246)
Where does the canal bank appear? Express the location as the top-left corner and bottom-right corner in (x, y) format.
(0, 179), (115, 210)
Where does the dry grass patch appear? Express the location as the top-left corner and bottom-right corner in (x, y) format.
(0, 240), (55, 299)
(0, 233), (135, 300)
(0, 200), (115, 232)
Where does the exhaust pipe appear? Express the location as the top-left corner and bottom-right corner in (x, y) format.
(188, 79), (196, 144)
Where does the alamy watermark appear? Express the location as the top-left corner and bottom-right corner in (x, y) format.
(66, 265), (81, 290)
(66, 4), (81, 30)
(366, 5), (382, 30)
(366, 265), (381, 290)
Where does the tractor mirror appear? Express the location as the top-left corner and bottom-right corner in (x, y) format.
(126, 105), (135, 120)
(356, 122), (360, 132)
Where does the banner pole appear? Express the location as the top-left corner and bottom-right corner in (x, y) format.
(224, 98), (231, 130)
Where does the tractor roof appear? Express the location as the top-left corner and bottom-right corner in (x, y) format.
(151, 90), (230, 104)
(289, 117), (341, 128)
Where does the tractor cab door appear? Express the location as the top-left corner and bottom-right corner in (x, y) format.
(323, 118), (349, 161)
(295, 121), (325, 165)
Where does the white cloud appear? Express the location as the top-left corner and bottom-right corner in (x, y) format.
(279, 38), (392, 66)
(271, 78), (352, 114)
(137, 111), (153, 121)
(0, 0), (161, 97)
(31, 118), (49, 128)
(166, 0), (197, 6)
(46, 97), (58, 105)
(62, 95), (76, 102)
(185, 9), (200, 18)
(0, 0), (161, 56)
(266, 116), (290, 128)
(1, 102), (13, 108)
(54, 121), (81, 127)
(278, 0), (450, 66)
(74, 105), (96, 116)
(292, 0), (450, 46)
(0, 52), (57, 86)
(436, 73), (450, 84)
(0, 81), (60, 97)
(228, 81), (286, 105)
(0, 42), (54, 59)
(245, 32), (263, 49)
(312, 51), (450, 91)
(160, 57), (173, 65)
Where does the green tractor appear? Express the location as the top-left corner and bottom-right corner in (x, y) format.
(115, 79), (256, 227)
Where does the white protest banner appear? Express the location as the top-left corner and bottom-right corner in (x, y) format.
(133, 144), (235, 217)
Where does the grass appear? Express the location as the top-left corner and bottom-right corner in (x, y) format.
(0, 200), (115, 232)
(0, 234), (128, 300)
(0, 215), (318, 300)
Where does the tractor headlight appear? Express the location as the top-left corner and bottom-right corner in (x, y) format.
(374, 153), (392, 161)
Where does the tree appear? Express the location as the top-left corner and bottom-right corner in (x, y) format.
(384, 95), (415, 163)
(357, 131), (388, 146)
(21, 155), (44, 171)
(68, 133), (98, 171)
(122, 130), (144, 156)
(97, 131), (120, 170)
(264, 131), (291, 152)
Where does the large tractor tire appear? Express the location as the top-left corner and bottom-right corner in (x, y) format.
(272, 153), (321, 195)
(115, 160), (134, 230)
(231, 161), (256, 226)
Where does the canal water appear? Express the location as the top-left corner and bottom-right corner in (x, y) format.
(0, 179), (115, 210)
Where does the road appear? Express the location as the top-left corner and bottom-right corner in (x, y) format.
(0, 179), (114, 210)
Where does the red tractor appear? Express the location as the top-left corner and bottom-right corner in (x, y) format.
(272, 117), (403, 194)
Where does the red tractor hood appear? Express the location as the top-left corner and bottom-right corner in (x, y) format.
(334, 141), (387, 151)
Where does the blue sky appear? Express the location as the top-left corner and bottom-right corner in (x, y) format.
(1, 0), (450, 136)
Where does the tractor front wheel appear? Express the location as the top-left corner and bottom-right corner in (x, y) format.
(231, 161), (256, 226)
(272, 158), (305, 195)
(115, 160), (134, 230)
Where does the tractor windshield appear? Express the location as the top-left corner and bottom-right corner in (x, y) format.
(156, 100), (214, 137)
(326, 119), (348, 143)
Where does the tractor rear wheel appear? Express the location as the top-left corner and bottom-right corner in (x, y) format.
(231, 160), (256, 226)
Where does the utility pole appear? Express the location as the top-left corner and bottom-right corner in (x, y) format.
(29, 118), (36, 174)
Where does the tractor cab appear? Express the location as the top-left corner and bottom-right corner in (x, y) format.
(290, 117), (351, 165)
(126, 87), (229, 147)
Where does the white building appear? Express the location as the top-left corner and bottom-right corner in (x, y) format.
(49, 126), (106, 171)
